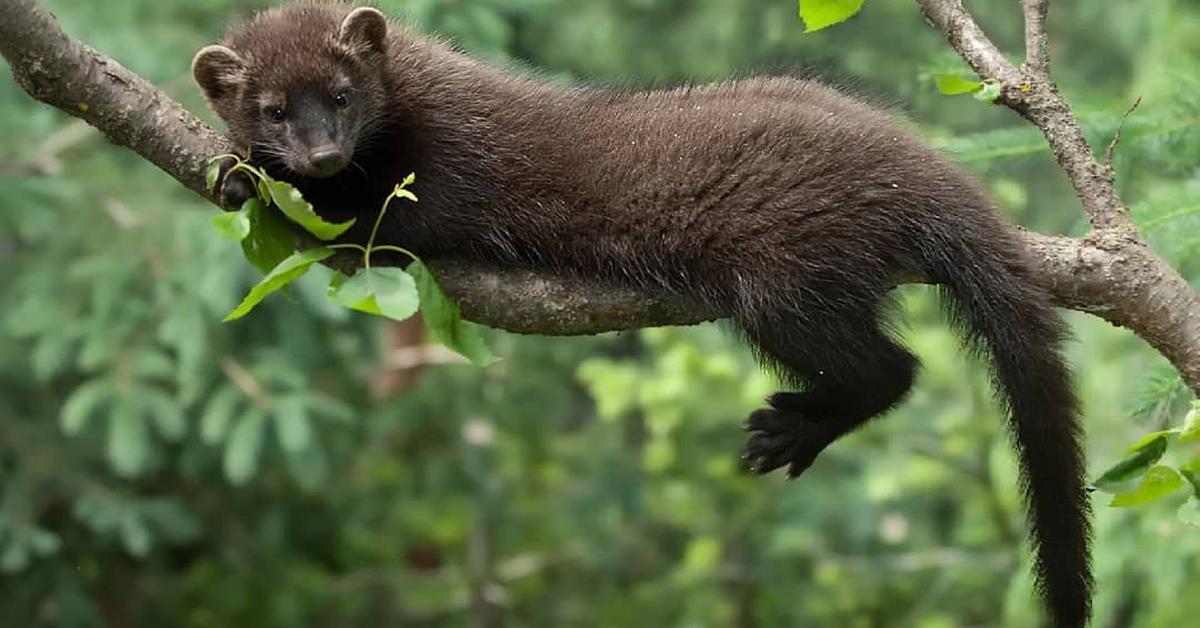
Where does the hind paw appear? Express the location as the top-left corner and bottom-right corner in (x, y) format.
(741, 408), (827, 479)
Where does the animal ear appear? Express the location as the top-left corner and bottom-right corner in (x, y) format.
(192, 45), (246, 101)
(338, 7), (388, 54)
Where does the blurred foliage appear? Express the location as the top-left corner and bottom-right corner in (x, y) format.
(1, 0), (1199, 626)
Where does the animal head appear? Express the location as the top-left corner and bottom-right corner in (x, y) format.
(192, 5), (391, 178)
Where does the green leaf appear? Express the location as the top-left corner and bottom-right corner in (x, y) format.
(120, 514), (152, 557)
(205, 159), (222, 193)
(26, 528), (60, 556)
(285, 443), (329, 491)
(1179, 499), (1200, 527)
(224, 247), (334, 321)
(1181, 458), (1200, 500)
(974, 80), (1002, 102)
(142, 388), (186, 441)
(1, 541), (29, 573)
(273, 396), (312, 454)
(265, 179), (355, 240)
(1092, 432), (1170, 492)
(328, 267), (419, 321)
(799, 0), (866, 33)
(1125, 429), (1178, 453)
(1110, 465), (1185, 507)
(211, 201), (253, 242)
(224, 408), (267, 485)
(408, 260), (495, 365)
(933, 73), (983, 95)
(201, 386), (242, 444)
(60, 380), (113, 435)
(241, 198), (295, 274)
(1181, 404), (1200, 444)
(305, 392), (355, 424)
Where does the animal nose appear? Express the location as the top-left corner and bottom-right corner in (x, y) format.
(308, 146), (346, 176)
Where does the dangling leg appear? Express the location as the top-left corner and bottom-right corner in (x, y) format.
(739, 303), (918, 478)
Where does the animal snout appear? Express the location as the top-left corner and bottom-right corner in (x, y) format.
(307, 145), (348, 177)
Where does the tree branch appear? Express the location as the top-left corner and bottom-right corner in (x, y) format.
(4, 0), (1200, 389)
(1021, 0), (1050, 73)
(911, 0), (1200, 391)
(917, 0), (1131, 230)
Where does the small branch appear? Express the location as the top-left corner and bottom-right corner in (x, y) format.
(1021, 0), (1050, 73)
(915, 0), (1019, 83)
(1104, 96), (1143, 167)
(219, 356), (272, 409)
(916, 0), (1133, 231)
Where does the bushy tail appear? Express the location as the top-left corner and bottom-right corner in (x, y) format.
(931, 238), (1092, 628)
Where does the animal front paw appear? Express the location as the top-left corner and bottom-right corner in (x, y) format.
(741, 407), (829, 479)
(218, 164), (257, 210)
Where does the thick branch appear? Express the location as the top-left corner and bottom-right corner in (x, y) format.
(1022, 231), (1200, 388)
(4, 0), (1200, 389)
(0, 0), (232, 205)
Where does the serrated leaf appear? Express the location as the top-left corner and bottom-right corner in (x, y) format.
(1110, 465), (1185, 507)
(273, 396), (312, 454)
(108, 398), (149, 477)
(212, 202), (253, 241)
(224, 247), (334, 321)
(327, 269), (378, 314)
(933, 73), (983, 95)
(224, 408), (267, 485)
(328, 267), (419, 321)
(201, 386), (243, 444)
(799, 0), (866, 32)
(408, 260), (495, 365)
(241, 198), (295, 274)
(1092, 433), (1169, 492)
(60, 380), (113, 434)
(265, 179), (355, 240)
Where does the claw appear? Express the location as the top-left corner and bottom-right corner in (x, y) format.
(739, 406), (827, 479)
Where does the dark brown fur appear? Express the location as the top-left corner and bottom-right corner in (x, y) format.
(194, 3), (1092, 625)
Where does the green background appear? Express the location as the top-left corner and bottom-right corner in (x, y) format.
(1, 0), (1198, 626)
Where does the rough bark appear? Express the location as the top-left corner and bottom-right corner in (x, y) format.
(4, 0), (1200, 389)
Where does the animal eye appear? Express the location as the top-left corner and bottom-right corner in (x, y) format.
(333, 93), (350, 108)
(267, 107), (285, 122)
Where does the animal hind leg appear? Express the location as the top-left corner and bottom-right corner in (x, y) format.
(740, 309), (918, 478)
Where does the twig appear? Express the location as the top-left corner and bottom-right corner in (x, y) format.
(1104, 96), (1143, 168)
(219, 356), (272, 409)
